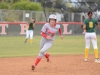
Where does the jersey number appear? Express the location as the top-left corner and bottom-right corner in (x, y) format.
(89, 22), (93, 28)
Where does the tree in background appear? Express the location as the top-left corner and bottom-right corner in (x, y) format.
(11, 1), (42, 10)
(0, 0), (43, 10)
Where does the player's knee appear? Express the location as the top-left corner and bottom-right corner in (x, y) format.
(30, 37), (33, 39)
(86, 46), (90, 49)
(93, 44), (98, 49)
(94, 47), (98, 49)
(40, 50), (45, 55)
(38, 53), (44, 58)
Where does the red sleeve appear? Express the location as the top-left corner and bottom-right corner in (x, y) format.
(58, 28), (62, 35)
(41, 32), (47, 38)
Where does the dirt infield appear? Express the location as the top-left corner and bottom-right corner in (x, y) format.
(0, 55), (100, 75)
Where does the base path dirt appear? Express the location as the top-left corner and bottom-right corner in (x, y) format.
(0, 54), (100, 75)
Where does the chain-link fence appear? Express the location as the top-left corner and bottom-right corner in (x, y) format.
(0, 9), (90, 22)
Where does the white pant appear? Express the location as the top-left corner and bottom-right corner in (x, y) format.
(26, 30), (33, 39)
(85, 32), (98, 49)
(38, 43), (52, 57)
(38, 38), (53, 58)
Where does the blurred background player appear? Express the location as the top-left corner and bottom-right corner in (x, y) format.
(24, 18), (36, 44)
(31, 14), (63, 70)
(82, 10), (100, 63)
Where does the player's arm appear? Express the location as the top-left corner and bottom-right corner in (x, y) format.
(81, 19), (86, 30)
(33, 21), (36, 29)
(96, 24), (100, 28)
(82, 24), (86, 33)
(58, 28), (63, 39)
(83, 24), (86, 29)
(81, 21), (86, 30)
(26, 22), (29, 30)
(41, 24), (51, 39)
(95, 19), (100, 28)
(33, 23), (36, 29)
(41, 24), (47, 38)
(41, 32), (47, 38)
(81, 20), (86, 34)
(41, 32), (51, 39)
(96, 25), (100, 28)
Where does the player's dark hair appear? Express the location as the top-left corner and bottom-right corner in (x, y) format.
(32, 18), (35, 19)
(87, 11), (92, 15)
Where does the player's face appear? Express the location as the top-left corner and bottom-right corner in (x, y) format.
(49, 19), (56, 27)
(32, 19), (35, 22)
(88, 13), (92, 18)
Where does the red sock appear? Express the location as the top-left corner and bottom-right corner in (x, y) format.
(34, 57), (41, 66)
(45, 53), (49, 58)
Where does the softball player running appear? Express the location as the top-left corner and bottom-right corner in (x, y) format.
(82, 11), (100, 63)
(31, 14), (63, 70)
(24, 18), (35, 44)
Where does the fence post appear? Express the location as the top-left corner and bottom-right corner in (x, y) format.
(23, 10), (25, 22)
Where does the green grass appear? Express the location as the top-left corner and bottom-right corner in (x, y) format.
(0, 36), (100, 58)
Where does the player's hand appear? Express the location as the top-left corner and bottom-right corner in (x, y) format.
(83, 30), (86, 34)
(60, 35), (63, 39)
(46, 36), (52, 40)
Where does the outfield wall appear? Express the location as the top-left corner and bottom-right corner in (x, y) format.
(0, 22), (100, 36)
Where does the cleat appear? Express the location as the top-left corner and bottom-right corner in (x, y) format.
(85, 58), (88, 62)
(47, 57), (49, 62)
(45, 53), (50, 62)
(24, 40), (27, 43)
(24, 39), (27, 43)
(24, 41), (26, 43)
(95, 58), (100, 63)
(32, 65), (35, 70)
(46, 54), (50, 62)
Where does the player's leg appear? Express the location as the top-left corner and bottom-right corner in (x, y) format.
(39, 38), (50, 61)
(32, 42), (52, 70)
(39, 42), (52, 62)
(91, 33), (100, 63)
(35, 42), (52, 65)
(24, 30), (29, 43)
(91, 33), (98, 58)
(40, 38), (46, 50)
(30, 30), (33, 44)
(85, 33), (90, 61)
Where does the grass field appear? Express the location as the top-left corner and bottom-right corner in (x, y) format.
(0, 35), (100, 58)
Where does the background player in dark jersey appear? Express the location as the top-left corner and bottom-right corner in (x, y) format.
(82, 10), (100, 63)
(24, 18), (35, 44)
